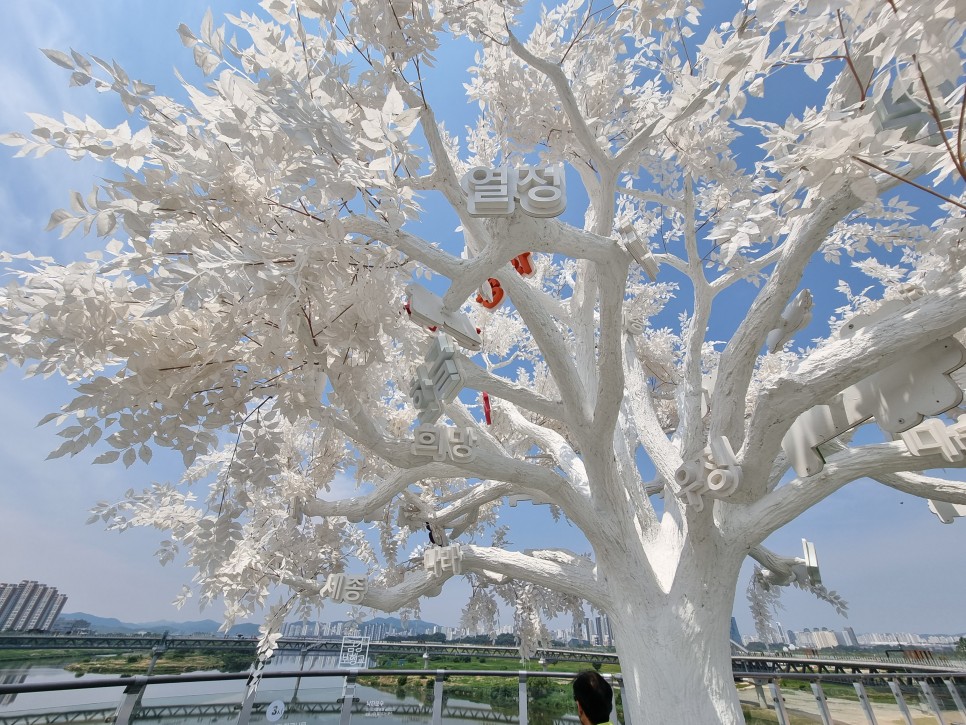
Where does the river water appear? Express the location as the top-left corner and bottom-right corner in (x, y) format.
(0, 655), (548, 724)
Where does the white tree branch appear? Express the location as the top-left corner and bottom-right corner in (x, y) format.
(462, 544), (603, 607)
(507, 32), (612, 174)
(730, 440), (966, 544)
(499, 401), (591, 501)
(619, 186), (684, 211)
(280, 569), (455, 613)
(872, 470), (966, 504)
(710, 184), (866, 450)
(624, 337), (681, 483)
(592, 258), (630, 437)
(499, 272), (592, 424)
(302, 464), (454, 521)
(343, 216), (465, 279)
(441, 217), (619, 311)
(741, 268), (966, 489)
(456, 355), (566, 423)
(435, 480), (514, 525)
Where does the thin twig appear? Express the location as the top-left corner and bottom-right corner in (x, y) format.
(852, 156), (966, 211)
(914, 55), (966, 181)
(836, 10), (867, 102)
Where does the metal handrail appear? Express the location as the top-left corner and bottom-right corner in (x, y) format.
(2, 667), (965, 725)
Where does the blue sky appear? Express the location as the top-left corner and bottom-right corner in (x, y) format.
(0, 2), (964, 639)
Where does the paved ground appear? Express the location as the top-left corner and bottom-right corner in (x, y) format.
(740, 687), (965, 724)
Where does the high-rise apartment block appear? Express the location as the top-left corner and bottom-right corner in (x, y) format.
(0, 580), (68, 632)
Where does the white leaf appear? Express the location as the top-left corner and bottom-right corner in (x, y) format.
(383, 87), (404, 118)
(96, 212), (117, 237)
(369, 155), (394, 172)
(178, 23), (198, 47)
(41, 48), (74, 70)
(70, 190), (87, 213)
(45, 209), (72, 232)
(93, 450), (121, 465)
(0, 132), (27, 147)
(123, 448), (137, 468)
(201, 8), (214, 42)
(36, 412), (60, 427)
(804, 62), (823, 82)
(850, 176), (878, 203)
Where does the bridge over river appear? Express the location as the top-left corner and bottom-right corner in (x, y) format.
(1, 632), (961, 677)
(0, 700), (530, 725)
(2, 666), (966, 725)
(2, 632), (617, 664)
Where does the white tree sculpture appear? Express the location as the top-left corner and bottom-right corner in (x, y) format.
(2, 1), (965, 721)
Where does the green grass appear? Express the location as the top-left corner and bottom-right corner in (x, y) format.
(361, 656), (624, 725)
(0, 649), (116, 664)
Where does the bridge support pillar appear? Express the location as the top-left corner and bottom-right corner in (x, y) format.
(886, 680), (915, 725)
(518, 671), (528, 725)
(919, 680), (947, 725)
(810, 682), (833, 725)
(944, 678), (966, 721)
(114, 677), (148, 725)
(754, 681), (768, 708)
(432, 670), (445, 725)
(853, 682), (879, 724)
(768, 681), (790, 725)
(339, 671), (359, 725)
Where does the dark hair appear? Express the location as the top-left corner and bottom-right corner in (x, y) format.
(572, 670), (612, 724)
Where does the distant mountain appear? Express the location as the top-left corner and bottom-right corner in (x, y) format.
(58, 612), (259, 636)
(292, 615), (440, 635)
(57, 611), (440, 637)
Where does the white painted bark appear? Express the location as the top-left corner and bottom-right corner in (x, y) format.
(21, 10), (963, 725)
(600, 539), (747, 724)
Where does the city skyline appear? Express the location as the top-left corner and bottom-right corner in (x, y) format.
(0, 1), (964, 645)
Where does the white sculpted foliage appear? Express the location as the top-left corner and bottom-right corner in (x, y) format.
(2, 0), (965, 722)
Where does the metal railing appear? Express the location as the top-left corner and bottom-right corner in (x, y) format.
(2, 667), (966, 725)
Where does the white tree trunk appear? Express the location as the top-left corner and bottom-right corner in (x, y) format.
(603, 544), (746, 724)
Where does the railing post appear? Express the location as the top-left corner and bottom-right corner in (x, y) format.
(432, 670), (445, 725)
(113, 677), (147, 725)
(886, 680), (915, 725)
(768, 681), (790, 725)
(518, 671), (528, 725)
(754, 680), (768, 707)
(853, 682), (879, 725)
(943, 678), (966, 720)
(236, 670), (261, 725)
(919, 680), (947, 725)
(810, 682), (833, 725)
(612, 675), (626, 725)
(339, 670), (359, 725)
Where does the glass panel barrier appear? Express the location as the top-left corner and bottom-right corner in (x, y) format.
(2, 666), (966, 725)
(351, 676), (435, 724)
(242, 674), (347, 725)
(443, 672), (520, 724)
(526, 671), (574, 724)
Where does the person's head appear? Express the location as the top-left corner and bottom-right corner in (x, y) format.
(572, 670), (612, 724)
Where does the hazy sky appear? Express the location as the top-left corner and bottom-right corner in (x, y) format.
(0, 2), (964, 639)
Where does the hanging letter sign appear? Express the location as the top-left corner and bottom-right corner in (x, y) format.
(405, 284), (482, 351)
(320, 574), (368, 604)
(411, 424), (478, 463)
(781, 301), (966, 477)
(410, 334), (463, 424)
(424, 544), (463, 576)
(461, 165), (566, 218)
